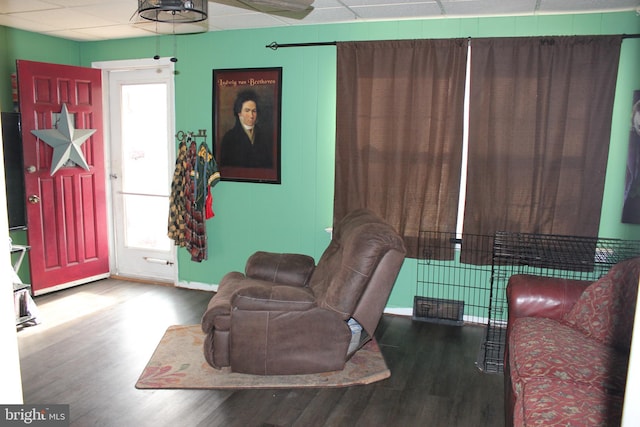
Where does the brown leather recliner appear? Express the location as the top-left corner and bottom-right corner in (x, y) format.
(201, 208), (406, 375)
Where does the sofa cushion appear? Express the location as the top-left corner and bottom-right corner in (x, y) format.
(509, 317), (629, 394)
(562, 257), (640, 350)
(514, 378), (623, 427)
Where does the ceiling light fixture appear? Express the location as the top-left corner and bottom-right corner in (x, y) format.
(138, 0), (208, 23)
(138, 0), (208, 63)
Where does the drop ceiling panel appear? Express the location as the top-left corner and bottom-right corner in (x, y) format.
(44, 0), (108, 6)
(11, 8), (119, 31)
(209, 12), (286, 30)
(538, 0), (640, 14)
(440, 0), (538, 17)
(0, 0), (59, 14)
(0, 13), (61, 33)
(352, 2), (444, 20)
(287, 7), (360, 23)
(79, 2), (139, 23)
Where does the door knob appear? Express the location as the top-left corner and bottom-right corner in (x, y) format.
(26, 165), (36, 174)
(28, 195), (40, 204)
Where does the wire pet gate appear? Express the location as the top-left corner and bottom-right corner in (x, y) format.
(416, 232), (494, 326)
(417, 230), (640, 374)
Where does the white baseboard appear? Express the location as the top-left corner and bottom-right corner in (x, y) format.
(463, 315), (489, 325)
(176, 280), (218, 292)
(384, 308), (489, 325)
(34, 273), (111, 296)
(384, 307), (412, 316)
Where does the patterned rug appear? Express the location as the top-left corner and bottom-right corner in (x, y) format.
(135, 325), (391, 389)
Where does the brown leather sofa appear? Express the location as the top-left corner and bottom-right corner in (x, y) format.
(201, 208), (406, 375)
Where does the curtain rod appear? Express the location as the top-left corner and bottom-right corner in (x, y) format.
(266, 34), (640, 50)
(266, 41), (337, 50)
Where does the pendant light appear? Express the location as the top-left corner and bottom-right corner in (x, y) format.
(138, 0), (208, 63)
(138, 0), (208, 23)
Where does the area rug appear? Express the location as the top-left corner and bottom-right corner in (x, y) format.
(135, 325), (390, 389)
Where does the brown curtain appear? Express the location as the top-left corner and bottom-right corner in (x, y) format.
(335, 39), (468, 258)
(463, 36), (622, 250)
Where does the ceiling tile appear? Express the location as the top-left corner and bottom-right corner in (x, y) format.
(538, 0), (640, 14)
(290, 6), (360, 23)
(14, 8), (120, 31)
(78, 2), (138, 23)
(0, 0), (58, 14)
(43, 0), (108, 6)
(440, 0), (538, 17)
(352, 2), (444, 20)
(209, 12), (286, 30)
(60, 24), (154, 41)
(0, 13), (61, 33)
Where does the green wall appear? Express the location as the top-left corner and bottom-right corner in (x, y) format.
(1, 12), (639, 310)
(0, 27), (80, 112)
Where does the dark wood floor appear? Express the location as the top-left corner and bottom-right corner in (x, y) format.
(17, 279), (504, 427)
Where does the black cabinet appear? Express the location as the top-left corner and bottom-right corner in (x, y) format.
(1, 112), (27, 230)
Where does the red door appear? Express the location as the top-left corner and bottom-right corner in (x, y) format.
(17, 60), (109, 295)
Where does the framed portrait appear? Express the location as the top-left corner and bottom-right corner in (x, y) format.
(622, 89), (640, 224)
(213, 67), (282, 184)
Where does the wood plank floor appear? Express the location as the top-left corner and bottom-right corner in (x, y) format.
(17, 279), (504, 427)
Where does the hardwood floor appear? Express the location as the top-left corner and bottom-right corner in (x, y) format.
(16, 279), (504, 427)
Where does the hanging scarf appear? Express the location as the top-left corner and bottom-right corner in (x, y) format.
(184, 141), (220, 262)
(167, 140), (188, 246)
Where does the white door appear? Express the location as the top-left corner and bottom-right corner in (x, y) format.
(102, 60), (176, 283)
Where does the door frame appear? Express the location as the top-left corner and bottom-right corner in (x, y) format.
(92, 58), (177, 284)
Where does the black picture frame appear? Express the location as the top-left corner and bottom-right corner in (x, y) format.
(213, 67), (282, 184)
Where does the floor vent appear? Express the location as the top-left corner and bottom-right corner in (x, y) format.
(412, 296), (464, 326)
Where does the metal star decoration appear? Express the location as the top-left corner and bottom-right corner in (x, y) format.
(31, 104), (96, 175)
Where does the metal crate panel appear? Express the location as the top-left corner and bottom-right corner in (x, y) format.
(417, 230), (640, 374)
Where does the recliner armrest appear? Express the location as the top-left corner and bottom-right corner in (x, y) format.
(506, 274), (591, 327)
(232, 282), (317, 312)
(245, 251), (315, 286)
